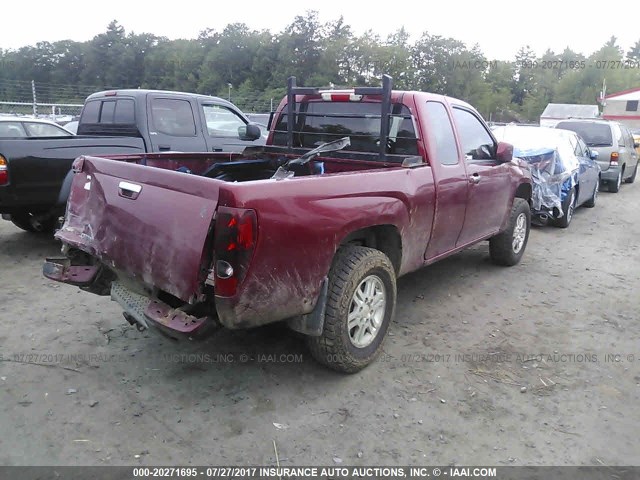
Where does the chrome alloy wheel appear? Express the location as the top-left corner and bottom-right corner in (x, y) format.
(348, 275), (387, 348)
(512, 213), (527, 253)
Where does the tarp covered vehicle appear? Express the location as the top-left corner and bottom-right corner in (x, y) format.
(493, 126), (600, 228)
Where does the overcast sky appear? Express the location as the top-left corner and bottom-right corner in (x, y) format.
(2, 0), (638, 61)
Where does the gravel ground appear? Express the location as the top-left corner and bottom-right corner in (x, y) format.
(1, 181), (639, 467)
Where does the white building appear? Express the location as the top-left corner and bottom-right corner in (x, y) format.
(539, 103), (600, 127)
(602, 87), (640, 130)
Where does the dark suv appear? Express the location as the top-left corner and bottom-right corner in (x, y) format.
(555, 119), (639, 192)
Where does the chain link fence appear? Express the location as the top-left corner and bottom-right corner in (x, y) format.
(0, 101), (83, 123)
(0, 80), (275, 124)
(226, 94), (275, 115)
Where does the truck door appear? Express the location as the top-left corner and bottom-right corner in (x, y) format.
(146, 95), (207, 153)
(423, 101), (469, 261)
(198, 101), (263, 153)
(452, 107), (511, 245)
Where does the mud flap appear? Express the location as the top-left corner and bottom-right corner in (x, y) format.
(287, 278), (328, 336)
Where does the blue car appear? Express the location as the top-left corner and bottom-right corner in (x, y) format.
(493, 126), (601, 228)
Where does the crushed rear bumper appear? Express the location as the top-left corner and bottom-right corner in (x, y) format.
(43, 257), (216, 340)
(110, 282), (215, 340)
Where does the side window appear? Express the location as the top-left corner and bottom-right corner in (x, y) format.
(452, 107), (496, 160)
(570, 134), (583, 157)
(612, 124), (623, 146)
(577, 137), (588, 157)
(202, 104), (246, 137)
(0, 122), (27, 137)
(24, 122), (70, 137)
(626, 100), (639, 112)
(425, 102), (459, 165)
(623, 127), (634, 149)
(151, 98), (196, 137)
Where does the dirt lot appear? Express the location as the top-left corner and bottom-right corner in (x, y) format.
(1, 183), (639, 467)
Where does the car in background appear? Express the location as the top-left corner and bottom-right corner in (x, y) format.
(555, 119), (639, 193)
(493, 125), (600, 228)
(63, 120), (79, 134)
(0, 118), (74, 137)
(631, 128), (640, 157)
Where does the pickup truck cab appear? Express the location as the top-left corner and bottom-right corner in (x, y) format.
(44, 76), (532, 373)
(0, 89), (264, 232)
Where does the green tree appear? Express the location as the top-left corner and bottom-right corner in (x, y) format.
(628, 40), (640, 60)
(271, 11), (324, 86)
(511, 46), (536, 105)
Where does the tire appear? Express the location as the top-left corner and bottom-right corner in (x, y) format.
(10, 212), (56, 233)
(551, 187), (576, 228)
(583, 180), (598, 208)
(306, 246), (396, 373)
(625, 163), (638, 184)
(489, 198), (530, 266)
(609, 169), (622, 193)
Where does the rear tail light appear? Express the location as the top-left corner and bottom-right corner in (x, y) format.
(0, 155), (8, 186)
(610, 152), (619, 166)
(213, 207), (257, 297)
(320, 92), (363, 102)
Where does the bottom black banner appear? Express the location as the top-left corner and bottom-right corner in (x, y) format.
(0, 466), (637, 480)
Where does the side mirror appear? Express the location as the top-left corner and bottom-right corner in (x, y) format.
(238, 123), (262, 141)
(589, 150), (599, 160)
(496, 141), (513, 163)
(634, 142), (640, 148)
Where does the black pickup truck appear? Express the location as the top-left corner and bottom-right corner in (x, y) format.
(0, 89), (265, 232)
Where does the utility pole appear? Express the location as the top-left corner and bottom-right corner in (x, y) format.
(31, 80), (38, 117)
(228, 83), (232, 102)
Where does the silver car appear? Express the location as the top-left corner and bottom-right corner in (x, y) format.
(0, 117), (74, 138)
(555, 119), (639, 193)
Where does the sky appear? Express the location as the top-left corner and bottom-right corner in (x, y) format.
(2, 0), (638, 61)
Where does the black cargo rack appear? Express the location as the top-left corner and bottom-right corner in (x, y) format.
(286, 75), (393, 161)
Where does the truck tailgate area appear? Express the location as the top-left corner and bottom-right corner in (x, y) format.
(55, 156), (221, 302)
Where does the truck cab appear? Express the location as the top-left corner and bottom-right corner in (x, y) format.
(78, 89), (265, 153)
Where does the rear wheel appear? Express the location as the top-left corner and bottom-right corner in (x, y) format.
(489, 198), (530, 266)
(583, 180), (598, 208)
(609, 169), (623, 193)
(625, 163), (637, 184)
(551, 187), (576, 228)
(306, 246), (396, 373)
(10, 212), (56, 233)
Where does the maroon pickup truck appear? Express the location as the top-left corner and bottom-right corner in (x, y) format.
(44, 76), (532, 372)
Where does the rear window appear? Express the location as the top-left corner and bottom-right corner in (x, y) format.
(273, 101), (418, 156)
(81, 99), (135, 125)
(556, 122), (612, 147)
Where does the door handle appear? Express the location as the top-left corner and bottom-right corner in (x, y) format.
(212, 148), (223, 152)
(469, 173), (481, 184)
(118, 181), (142, 200)
(159, 145), (171, 151)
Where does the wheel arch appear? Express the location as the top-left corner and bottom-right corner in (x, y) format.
(515, 182), (532, 206)
(339, 225), (402, 275)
